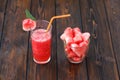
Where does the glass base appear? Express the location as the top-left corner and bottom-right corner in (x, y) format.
(33, 57), (51, 64)
(68, 58), (84, 64)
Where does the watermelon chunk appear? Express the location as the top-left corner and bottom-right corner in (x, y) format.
(73, 33), (82, 44)
(79, 41), (88, 47)
(71, 43), (87, 57)
(60, 27), (74, 44)
(82, 32), (90, 41)
(67, 51), (77, 58)
(73, 27), (82, 43)
(73, 27), (81, 32)
(60, 27), (73, 40)
(72, 56), (81, 62)
(65, 44), (72, 54)
(22, 19), (36, 31)
(70, 43), (81, 57)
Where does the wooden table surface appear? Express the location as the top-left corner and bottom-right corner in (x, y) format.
(0, 0), (120, 80)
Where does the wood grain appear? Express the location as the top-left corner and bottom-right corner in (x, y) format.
(80, 0), (100, 79)
(80, 0), (119, 80)
(26, 0), (57, 80)
(0, 0), (7, 46)
(0, 0), (120, 80)
(0, 0), (31, 80)
(104, 0), (120, 76)
(56, 0), (88, 80)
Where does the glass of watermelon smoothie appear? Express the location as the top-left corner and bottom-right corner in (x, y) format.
(31, 20), (52, 64)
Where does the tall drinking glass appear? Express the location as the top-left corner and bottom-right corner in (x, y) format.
(31, 20), (52, 64)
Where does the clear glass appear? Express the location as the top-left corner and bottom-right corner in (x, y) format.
(31, 20), (52, 64)
(64, 40), (90, 64)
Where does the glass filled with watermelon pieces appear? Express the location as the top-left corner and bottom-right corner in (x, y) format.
(22, 19), (52, 64)
(60, 27), (90, 63)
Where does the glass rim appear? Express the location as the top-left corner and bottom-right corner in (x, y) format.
(36, 19), (50, 23)
(30, 20), (52, 39)
(30, 19), (52, 31)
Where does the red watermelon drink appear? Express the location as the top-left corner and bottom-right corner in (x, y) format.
(22, 19), (52, 64)
(60, 27), (90, 63)
(22, 13), (71, 64)
(31, 20), (52, 64)
(31, 30), (51, 64)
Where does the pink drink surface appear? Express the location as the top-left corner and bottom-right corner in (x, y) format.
(31, 29), (51, 62)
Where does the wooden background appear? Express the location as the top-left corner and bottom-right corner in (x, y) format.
(0, 0), (120, 80)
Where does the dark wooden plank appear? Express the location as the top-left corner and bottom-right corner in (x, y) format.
(56, 0), (88, 80)
(104, 0), (120, 77)
(0, 0), (7, 46)
(0, 0), (31, 80)
(80, 0), (105, 80)
(80, 0), (119, 80)
(26, 0), (57, 80)
(80, 1), (100, 80)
